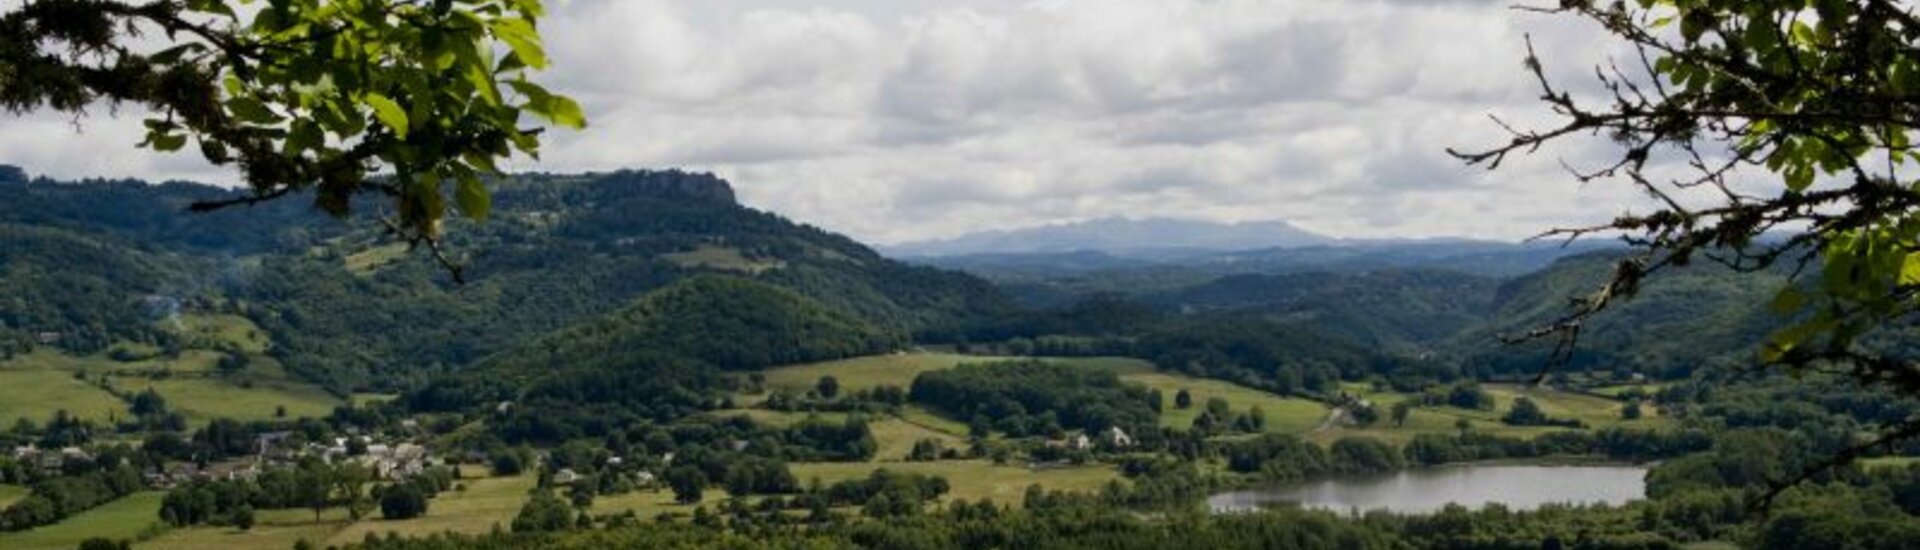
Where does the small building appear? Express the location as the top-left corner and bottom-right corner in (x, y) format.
(553, 468), (582, 486)
(1104, 427), (1134, 448)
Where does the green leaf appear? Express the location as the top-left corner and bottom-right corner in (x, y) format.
(491, 18), (548, 69)
(365, 93), (410, 139)
(542, 94), (586, 129)
(146, 132), (189, 152)
(506, 81), (586, 129)
(1902, 253), (1920, 286)
(227, 96), (283, 124)
(455, 173), (491, 221)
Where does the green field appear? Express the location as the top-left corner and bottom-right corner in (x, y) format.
(0, 343), (343, 426)
(1111, 368), (1328, 434)
(115, 376), (341, 424)
(0, 356), (127, 424)
(0, 492), (167, 550)
(0, 484), (29, 508)
(344, 242), (410, 274)
(790, 460), (1119, 506)
(596, 487), (738, 518)
(1314, 382), (1671, 445)
(707, 408), (970, 462)
(868, 417), (968, 461)
(140, 474), (538, 549)
(760, 354), (1332, 437)
(1861, 456), (1920, 471)
(173, 314), (271, 354)
(760, 353), (1011, 394)
(660, 245), (785, 274)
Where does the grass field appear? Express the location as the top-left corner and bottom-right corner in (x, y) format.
(660, 245), (786, 274)
(173, 314), (271, 354)
(0, 484), (28, 508)
(596, 487), (738, 518)
(760, 353), (1011, 394)
(140, 474), (539, 549)
(1861, 456), (1920, 471)
(707, 408), (970, 462)
(790, 460), (1119, 506)
(118, 376), (341, 424)
(707, 408), (851, 428)
(0, 360), (127, 424)
(760, 354), (1331, 437)
(868, 417), (968, 461)
(344, 242), (410, 274)
(323, 474), (536, 544)
(1116, 370), (1328, 434)
(1314, 382), (1672, 445)
(0, 492), (167, 550)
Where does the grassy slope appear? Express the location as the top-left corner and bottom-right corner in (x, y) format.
(0, 492), (166, 550)
(1315, 382), (1671, 445)
(790, 460), (1119, 506)
(114, 376), (339, 424)
(759, 353), (1013, 394)
(0, 352), (128, 424)
(0, 484), (29, 508)
(139, 474), (539, 550)
(2, 312), (342, 426)
(760, 353), (1333, 438)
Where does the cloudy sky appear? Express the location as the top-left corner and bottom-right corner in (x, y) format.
(0, 0), (1658, 245)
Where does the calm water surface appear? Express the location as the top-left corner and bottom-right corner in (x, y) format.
(1208, 464), (1648, 515)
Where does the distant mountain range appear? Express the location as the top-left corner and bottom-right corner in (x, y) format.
(887, 217), (1622, 292)
(882, 217), (1334, 258)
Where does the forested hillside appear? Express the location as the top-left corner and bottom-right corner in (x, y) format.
(0, 166), (1007, 392)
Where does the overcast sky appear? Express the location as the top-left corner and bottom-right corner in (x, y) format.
(0, 0), (1659, 244)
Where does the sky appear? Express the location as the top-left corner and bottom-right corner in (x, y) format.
(0, 0), (1662, 245)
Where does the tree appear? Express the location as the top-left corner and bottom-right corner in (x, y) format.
(816, 375), (840, 400)
(1623, 401), (1644, 420)
(129, 388), (167, 417)
(1455, 0), (1920, 478)
(298, 463), (332, 524)
(1174, 389), (1193, 410)
(666, 466), (705, 505)
(1391, 402), (1412, 427)
(1204, 397), (1231, 419)
(380, 484), (429, 520)
(0, 0), (584, 279)
(511, 490), (573, 533)
(1504, 397), (1548, 427)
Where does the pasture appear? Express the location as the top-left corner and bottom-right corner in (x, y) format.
(0, 492), (166, 550)
(789, 460), (1120, 506)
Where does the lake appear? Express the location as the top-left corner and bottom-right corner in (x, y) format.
(1208, 464), (1648, 515)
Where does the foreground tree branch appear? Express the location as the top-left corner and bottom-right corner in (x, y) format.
(1456, 0), (1920, 503)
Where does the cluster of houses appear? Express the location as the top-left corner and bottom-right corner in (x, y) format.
(8, 445), (93, 473)
(131, 434), (439, 489)
(1045, 426), (1135, 452)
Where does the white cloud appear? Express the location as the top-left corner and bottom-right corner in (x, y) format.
(0, 0), (1662, 244)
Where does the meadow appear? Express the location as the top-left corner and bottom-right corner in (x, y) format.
(789, 460), (1120, 506)
(0, 491), (167, 550)
(1312, 382), (1671, 445)
(758, 353), (1011, 394)
(0, 314), (343, 427)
